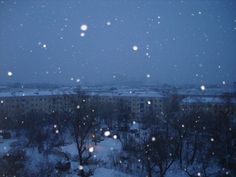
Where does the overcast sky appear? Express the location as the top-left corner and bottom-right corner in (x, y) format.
(0, 0), (236, 86)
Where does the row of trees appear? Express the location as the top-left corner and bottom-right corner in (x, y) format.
(117, 95), (236, 177)
(0, 90), (235, 177)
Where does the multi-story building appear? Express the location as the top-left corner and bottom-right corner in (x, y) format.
(180, 95), (236, 115)
(0, 87), (167, 120)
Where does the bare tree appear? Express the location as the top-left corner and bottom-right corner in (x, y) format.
(70, 88), (97, 177)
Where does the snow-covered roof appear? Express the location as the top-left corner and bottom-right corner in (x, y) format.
(181, 96), (236, 105)
(177, 87), (236, 96)
(0, 87), (165, 98)
(0, 88), (76, 98)
(88, 90), (165, 98)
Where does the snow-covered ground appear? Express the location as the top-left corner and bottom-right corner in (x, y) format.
(93, 137), (121, 162)
(0, 132), (222, 177)
(92, 167), (132, 177)
(60, 137), (126, 176)
(0, 138), (16, 156)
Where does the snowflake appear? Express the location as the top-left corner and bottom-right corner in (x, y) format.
(80, 24), (88, 31)
(132, 45), (138, 51)
(106, 21), (111, 26)
(147, 100), (151, 105)
(89, 147), (94, 153)
(80, 32), (85, 37)
(146, 74), (151, 78)
(113, 135), (118, 139)
(151, 137), (156, 142)
(200, 85), (205, 91)
(7, 71), (13, 77)
(104, 131), (111, 137)
(79, 165), (83, 170)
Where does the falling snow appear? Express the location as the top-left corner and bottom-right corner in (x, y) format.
(80, 24), (88, 31)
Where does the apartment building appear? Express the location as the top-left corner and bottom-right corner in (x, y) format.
(0, 88), (166, 120)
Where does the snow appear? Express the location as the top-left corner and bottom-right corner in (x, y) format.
(80, 24), (88, 31)
(0, 87), (76, 98)
(89, 146), (95, 153)
(92, 167), (132, 177)
(7, 71), (13, 77)
(181, 96), (236, 105)
(61, 143), (78, 157)
(104, 131), (111, 137)
(130, 122), (140, 130)
(200, 85), (205, 91)
(106, 21), (111, 26)
(94, 138), (121, 162)
(80, 32), (85, 37)
(177, 87), (235, 96)
(0, 138), (16, 156)
(79, 165), (84, 170)
(132, 45), (138, 51)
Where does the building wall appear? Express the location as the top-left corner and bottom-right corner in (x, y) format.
(0, 94), (166, 120)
